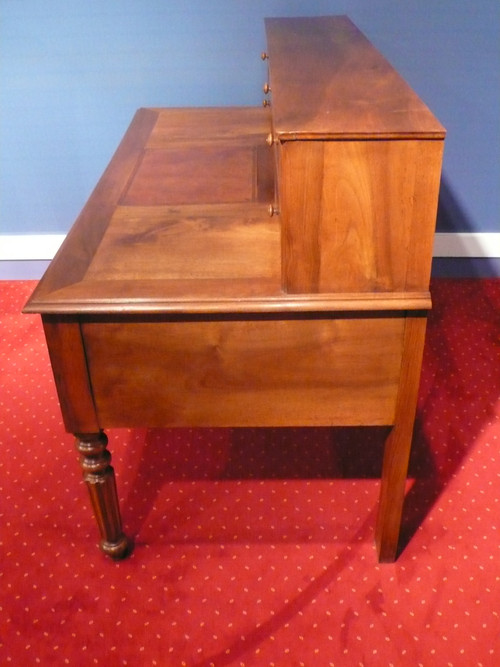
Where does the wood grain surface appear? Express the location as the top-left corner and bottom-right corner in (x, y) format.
(82, 316), (404, 428)
(280, 138), (444, 293)
(265, 16), (446, 139)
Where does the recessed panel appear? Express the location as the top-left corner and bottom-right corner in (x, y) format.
(121, 146), (255, 206)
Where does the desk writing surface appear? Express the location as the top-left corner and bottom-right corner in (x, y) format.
(24, 108), (281, 313)
(24, 106), (431, 315)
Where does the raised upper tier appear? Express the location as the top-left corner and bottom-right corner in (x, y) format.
(265, 16), (446, 140)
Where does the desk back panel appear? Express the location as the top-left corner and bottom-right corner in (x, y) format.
(82, 316), (404, 428)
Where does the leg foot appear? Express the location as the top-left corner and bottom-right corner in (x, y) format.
(101, 534), (133, 560)
(75, 432), (131, 559)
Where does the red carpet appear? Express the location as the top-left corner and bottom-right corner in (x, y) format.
(1, 279), (499, 665)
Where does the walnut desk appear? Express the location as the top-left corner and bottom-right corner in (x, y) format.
(24, 16), (445, 562)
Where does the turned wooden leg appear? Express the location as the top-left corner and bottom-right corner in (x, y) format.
(375, 315), (427, 562)
(75, 431), (131, 559)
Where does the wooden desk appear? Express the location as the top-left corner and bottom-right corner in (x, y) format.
(24, 17), (445, 561)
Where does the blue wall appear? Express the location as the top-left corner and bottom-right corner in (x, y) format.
(1, 0), (499, 238)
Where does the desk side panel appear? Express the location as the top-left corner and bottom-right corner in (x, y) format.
(280, 138), (443, 294)
(82, 317), (404, 428)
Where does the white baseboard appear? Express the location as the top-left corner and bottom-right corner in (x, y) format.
(0, 232), (499, 262)
(432, 233), (500, 258)
(0, 234), (66, 261)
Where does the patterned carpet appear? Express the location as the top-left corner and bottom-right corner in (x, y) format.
(1, 279), (499, 666)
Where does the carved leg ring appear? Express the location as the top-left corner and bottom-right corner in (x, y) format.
(75, 432), (131, 559)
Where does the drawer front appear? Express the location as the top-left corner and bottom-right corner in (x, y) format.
(82, 317), (405, 428)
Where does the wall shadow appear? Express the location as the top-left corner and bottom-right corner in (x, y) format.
(433, 175), (499, 279)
